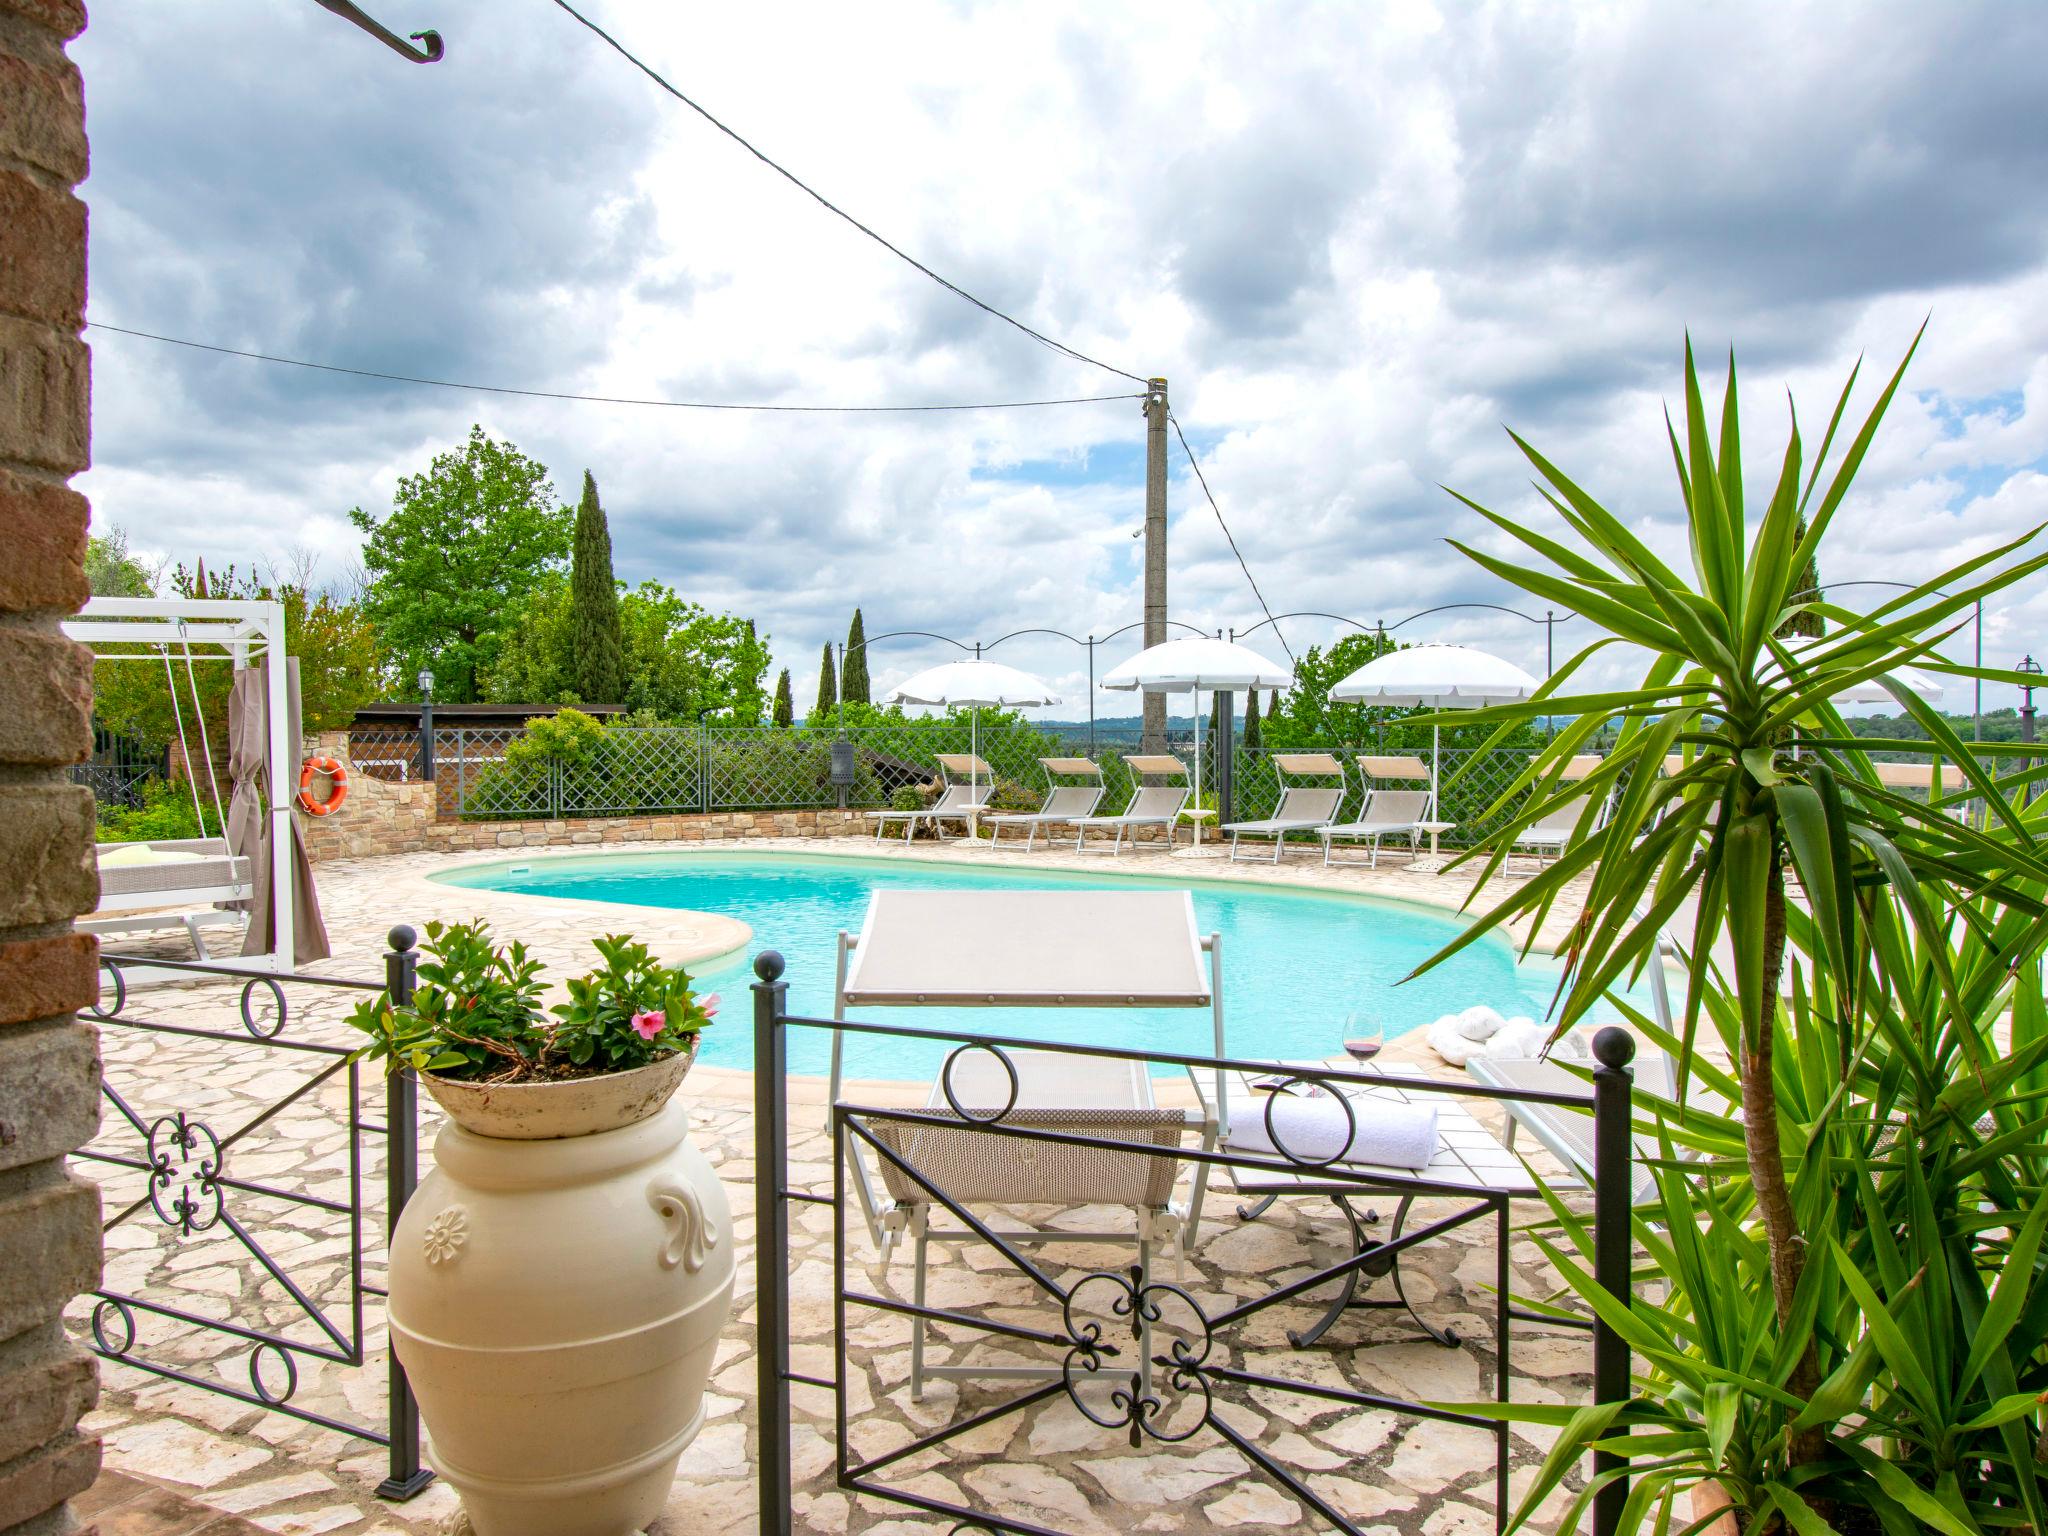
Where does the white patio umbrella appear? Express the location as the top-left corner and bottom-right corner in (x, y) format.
(1830, 666), (1947, 705)
(1100, 637), (1293, 833)
(1330, 643), (1542, 812)
(885, 658), (1060, 799)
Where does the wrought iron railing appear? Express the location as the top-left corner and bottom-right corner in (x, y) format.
(749, 952), (1639, 1536)
(77, 942), (433, 1501)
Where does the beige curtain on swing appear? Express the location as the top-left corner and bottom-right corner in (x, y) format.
(228, 659), (330, 964)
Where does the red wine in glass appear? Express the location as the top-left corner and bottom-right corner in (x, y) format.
(1343, 1010), (1384, 1061)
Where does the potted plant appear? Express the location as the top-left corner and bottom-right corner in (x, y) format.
(351, 921), (735, 1536)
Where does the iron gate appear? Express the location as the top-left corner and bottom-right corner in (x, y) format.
(78, 942), (431, 1500)
(749, 952), (1638, 1536)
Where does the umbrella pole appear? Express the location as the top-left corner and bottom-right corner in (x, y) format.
(1193, 688), (1203, 843)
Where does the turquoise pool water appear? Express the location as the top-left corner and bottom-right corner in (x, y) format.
(434, 852), (1625, 1079)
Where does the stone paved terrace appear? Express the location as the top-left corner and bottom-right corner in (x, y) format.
(73, 837), (1621, 1536)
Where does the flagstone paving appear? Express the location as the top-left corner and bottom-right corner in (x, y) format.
(73, 839), (1608, 1536)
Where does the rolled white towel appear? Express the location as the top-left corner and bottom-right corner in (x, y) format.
(1227, 1089), (1439, 1171)
(1478, 1019), (1554, 1060)
(1427, 1016), (1484, 1066)
(1455, 1004), (1506, 1040)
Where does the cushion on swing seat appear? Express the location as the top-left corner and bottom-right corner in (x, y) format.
(96, 845), (209, 868)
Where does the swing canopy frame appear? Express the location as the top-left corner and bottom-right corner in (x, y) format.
(64, 597), (304, 975)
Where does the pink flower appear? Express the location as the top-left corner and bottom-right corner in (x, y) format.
(698, 993), (720, 1020)
(630, 1010), (665, 1040)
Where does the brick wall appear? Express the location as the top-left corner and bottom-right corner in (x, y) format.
(0, 3), (104, 1533)
(296, 732), (875, 861)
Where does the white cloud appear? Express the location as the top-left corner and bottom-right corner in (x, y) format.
(73, 0), (2048, 718)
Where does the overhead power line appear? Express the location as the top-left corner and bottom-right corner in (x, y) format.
(85, 324), (1143, 413)
(547, 0), (1148, 388)
(1170, 415), (1295, 665)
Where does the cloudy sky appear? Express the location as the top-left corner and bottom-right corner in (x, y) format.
(73, 1), (2048, 714)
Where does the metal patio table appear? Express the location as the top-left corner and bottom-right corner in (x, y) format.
(1225, 1060), (1548, 1349)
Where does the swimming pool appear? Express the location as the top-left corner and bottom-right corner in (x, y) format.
(434, 851), (1627, 1079)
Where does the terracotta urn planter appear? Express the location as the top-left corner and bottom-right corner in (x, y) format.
(388, 1050), (734, 1536)
(1689, 1479), (1741, 1536)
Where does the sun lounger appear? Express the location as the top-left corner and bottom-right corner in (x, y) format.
(982, 757), (1105, 851)
(831, 888), (1224, 1397)
(1071, 754), (1191, 854)
(864, 753), (993, 841)
(1506, 784), (1609, 875)
(1319, 756), (1436, 867)
(84, 838), (254, 959)
(1223, 753), (1348, 862)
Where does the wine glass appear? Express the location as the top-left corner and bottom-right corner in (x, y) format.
(1342, 1008), (1385, 1064)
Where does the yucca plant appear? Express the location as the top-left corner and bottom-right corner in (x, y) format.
(1419, 330), (2048, 1531)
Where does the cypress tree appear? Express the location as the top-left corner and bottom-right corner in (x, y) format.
(569, 470), (625, 704)
(813, 641), (838, 723)
(1244, 688), (1263, 754)
(842, 609), (871, 705)
(1779, 520), (1823, 639)
(772, 668), (793, 728)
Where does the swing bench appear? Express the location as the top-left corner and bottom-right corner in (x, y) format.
(81, 625), (251, 957)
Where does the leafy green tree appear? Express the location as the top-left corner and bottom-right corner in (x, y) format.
(1243, 687), (1263, 753)
(813, 641), (837, 723)
(349, 426), (572, 701)
(569, 471), (625, 705)
(485, 577), (770, 721)
(85, 526), (158, 597)
(772, 668), (793, 727)
(842, 609), (871, 705)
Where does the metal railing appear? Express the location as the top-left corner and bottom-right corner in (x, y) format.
(356, 720), (1557, 838)
(749, 951), (1639, 1536)
(77, 943), (433, 1501)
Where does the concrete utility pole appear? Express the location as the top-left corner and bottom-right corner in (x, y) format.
(1142, 378), (1170, 750)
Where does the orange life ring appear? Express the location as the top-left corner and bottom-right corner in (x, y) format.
(297, 755), (349, 816)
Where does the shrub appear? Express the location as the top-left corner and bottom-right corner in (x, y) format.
(96, 778), (219, 843)
(348, 921), (716, 1082)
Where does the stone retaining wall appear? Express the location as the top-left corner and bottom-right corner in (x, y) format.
(296, 733), (873, 861)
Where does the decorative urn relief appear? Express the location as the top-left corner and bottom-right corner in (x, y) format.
(359, 924), (735, 1536)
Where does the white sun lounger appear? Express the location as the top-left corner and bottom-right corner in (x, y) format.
(84, 838), (254, 959)
(1319, 756), (1437, 867)
(864, 753), (993, 841)
(982, 756), (1105, 851)
(1224, 753), (1349, 862)
(1070, 754), (1191, 854)
(831, 888), (1224, 1397)
(1507, 783), (1609, 876)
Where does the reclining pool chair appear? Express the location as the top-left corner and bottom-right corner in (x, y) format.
(1507, 779), (1610, 876)
(1223, 753), (1349, 862)
(864, 753), (994, 841)
(1319, 756), (1436, 868)
(869, 1048), (1210, 1398)
(982, 757), (1105, 851)
(1071, 754), (1192, 854)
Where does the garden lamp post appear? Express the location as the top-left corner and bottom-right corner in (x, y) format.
(417, 668), (435, 783)
(2020, 654), (2041, 744)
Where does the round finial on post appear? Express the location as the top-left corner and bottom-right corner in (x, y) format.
(754, 950), (786, 983)
(387, 924), (417, 954)
(1591, 1026), (1636, 1069)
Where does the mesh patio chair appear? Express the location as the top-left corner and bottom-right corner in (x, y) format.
(869, 1049), (1206, 1397)
(1070, 754), (1192, 854)
(1319, 756), (1436, 867)
(1506, 783), (1611, 876)
(829, 889), (1227, 1397)
(864, 753), (994, 841)
(982, 757), (1105, 851)
(1223, 753), (1349, 863)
